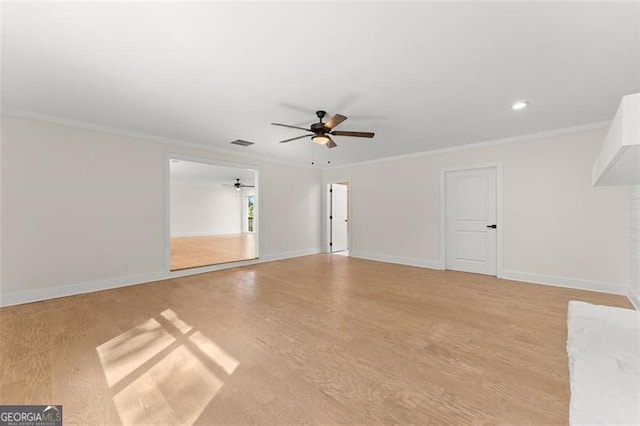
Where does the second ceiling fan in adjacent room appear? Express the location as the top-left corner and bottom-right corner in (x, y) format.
(222, 178), (255, 191)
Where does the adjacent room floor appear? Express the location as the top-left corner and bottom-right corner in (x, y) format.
(0, 255), (631, 424)
(170, 233), (256, 270)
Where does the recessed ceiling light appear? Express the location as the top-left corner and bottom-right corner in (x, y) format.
(512, 101), (529, 110)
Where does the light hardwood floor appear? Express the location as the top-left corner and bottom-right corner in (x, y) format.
(0, 255), (632, 424)
(171, 233), (256, 270)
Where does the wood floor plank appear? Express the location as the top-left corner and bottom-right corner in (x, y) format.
(0, 254), (632, 424)
(170, 234), (255, 270)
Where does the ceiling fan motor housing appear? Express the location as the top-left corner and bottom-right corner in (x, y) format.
(311, 122), (327, 133)
(312, 110), (328, 133)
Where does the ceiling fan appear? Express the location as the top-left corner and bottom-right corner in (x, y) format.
(222, 178), (255, 191)
(272, 110), (375, 149)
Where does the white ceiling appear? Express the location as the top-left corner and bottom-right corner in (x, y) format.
(2, 2), (639, 166)
(170, 159), (256, 187)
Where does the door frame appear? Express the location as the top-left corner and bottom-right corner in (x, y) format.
(325, 177), (351, 254)
(164, 152), (261, 273)
(439, 162), (503, 277)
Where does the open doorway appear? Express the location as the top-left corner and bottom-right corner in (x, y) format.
(168, 158), (258, 271)
(328, 182), (349, 255)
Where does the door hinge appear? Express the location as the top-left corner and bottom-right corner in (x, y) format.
(329, 242), (333, 246)
(329, 215), (333, 220)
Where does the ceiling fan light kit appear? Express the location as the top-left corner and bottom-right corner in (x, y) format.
(312, 135), (330, 145)
(272, 110), (375, 150)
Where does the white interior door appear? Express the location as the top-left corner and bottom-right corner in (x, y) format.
(330, 183), (348, 253)
(445, 167), (497, 275)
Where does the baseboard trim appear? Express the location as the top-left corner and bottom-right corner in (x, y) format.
(0, 271), (168, 308)
(259, 248), (321, 263)
(170, 231), (244, 238)
(0, 248), (321, 307)
(350, 251), (442, 270)
(628, 288), (640, 311)
(502, 270), (628, 296)
(4, 253), (628, 307)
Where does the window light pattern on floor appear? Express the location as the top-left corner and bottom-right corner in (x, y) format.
(96, 309), (239, 424)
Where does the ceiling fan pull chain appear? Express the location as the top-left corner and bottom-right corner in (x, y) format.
(310, 141), (315, 165)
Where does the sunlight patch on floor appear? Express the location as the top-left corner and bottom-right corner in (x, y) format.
(113, 345), (224, 424)
(189, 330), (239, 375)
(96, 318), (176, 387)
(97, 309), (239, 425)
(161, 308), (193, 334)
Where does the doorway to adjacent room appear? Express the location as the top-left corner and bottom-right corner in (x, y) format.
(328, 181), (349, 255)
(168, 158), (259, 271)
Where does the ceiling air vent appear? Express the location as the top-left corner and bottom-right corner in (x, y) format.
(229, 139), (254, 147)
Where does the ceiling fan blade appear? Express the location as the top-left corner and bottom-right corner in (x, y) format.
(271, 123), (311, 132)
(330, 130), (375, 138)
(324, 114), (347, 130)
(279, 134), (312, 143)
(241, 185), (256, 188)
(326, 137), (337, 149)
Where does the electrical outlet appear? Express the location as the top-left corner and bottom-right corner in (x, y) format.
(122, 260), (131, 271)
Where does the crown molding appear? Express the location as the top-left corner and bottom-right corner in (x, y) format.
(2, 107), (611, 170)
(323, 120), (612, 170)
(1, 107), (316, 170)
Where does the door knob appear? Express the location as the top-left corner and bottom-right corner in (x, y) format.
(486, 224), (497, 229)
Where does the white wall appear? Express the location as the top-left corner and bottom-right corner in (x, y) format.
(0, 115), (322, 306)
(170, 184), (243, 237)
(630, 186), (640, 308)
(259, 161), (321, 254)
(323, 128), (629, 294)
(1, 114), (631, 305)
